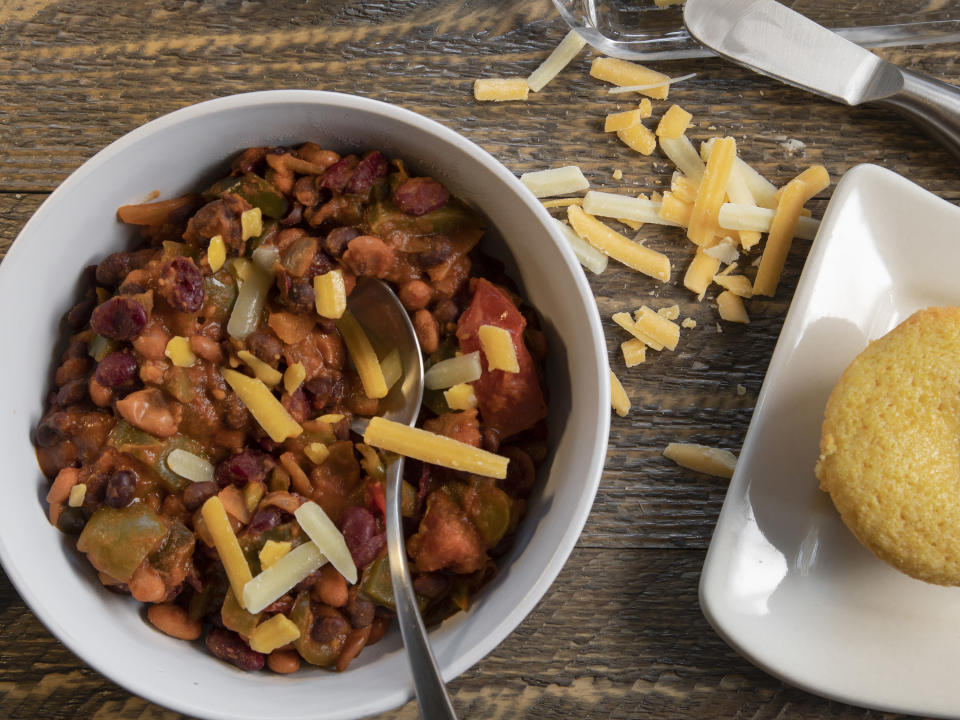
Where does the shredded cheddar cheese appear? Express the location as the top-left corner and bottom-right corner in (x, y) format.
(474, 78), (529, 102)
(610, 370), (631, 417)
(221, 368), (303, 442)
(478, 324), (520, 373)
(363, 416), (509, 479)
(202, 496), (254, 609)
(336, 311), (389, 400)
(314, 269), (346, 320)
(207, 235), (226, 272)
(164, 336), (196, 368)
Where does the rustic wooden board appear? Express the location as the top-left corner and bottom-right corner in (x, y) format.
(2, 0), (956, 717)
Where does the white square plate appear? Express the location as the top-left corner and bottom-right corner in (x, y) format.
(699, 164), (960, 718)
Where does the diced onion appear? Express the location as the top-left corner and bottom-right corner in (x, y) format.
(227, 261), (273, 340)
(166, 448), (215, 484)
(424, 351), (482, 390)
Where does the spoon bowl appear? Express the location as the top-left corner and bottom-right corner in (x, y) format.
(346, 277), (457, 719)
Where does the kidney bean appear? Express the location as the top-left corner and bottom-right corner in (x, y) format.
(215, 450), (274, 488)
(95, 351), (139, 388)
(56, 377), (89, 407)
(393, 176), (450, 216)
(205, 629), (265, 671)
(267, 649), (300, 674)
(351, 533), (386, 569)
(345, 592), (375, 629)
(182, 480), (218, 511)
(342, 235), (394, 278)
(161, 257), (204, 313)
(147, 603), (202, 640)
(310, 614), (350, 645)
(90, 296), (148, 341)
(247, 506), (281, 534)
(319, 154), (359, 193)
(412, 309), (439, 355)
(339, 506), (377, 551)
(262, 594), (295, 615)
(105, 469), (137, 508)
(345, 150), (388, 195)
(118, 281), (147, 296)
(323, 226), (360, 257)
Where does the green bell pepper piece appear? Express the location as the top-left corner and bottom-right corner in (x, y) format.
(77, 503), (168, 582)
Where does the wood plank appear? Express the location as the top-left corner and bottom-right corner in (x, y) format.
(0, 548), (884, 719)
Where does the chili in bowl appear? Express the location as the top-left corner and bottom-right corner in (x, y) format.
(0, 91), (608, 720)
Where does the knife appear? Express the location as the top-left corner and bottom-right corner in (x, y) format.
(683, 0), (960, 159)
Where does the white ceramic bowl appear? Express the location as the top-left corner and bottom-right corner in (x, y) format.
(0, 91), (610, 719)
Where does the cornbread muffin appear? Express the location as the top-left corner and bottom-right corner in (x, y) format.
(816, 307), (960, 586)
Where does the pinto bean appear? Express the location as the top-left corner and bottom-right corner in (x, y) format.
(336, 626), (372, 672)
(147, 603), (202, 640)
(189, 334), (222, 362)
(231, 147), (267, 174)
(345, 592), (375, 629)
(267, 649), (301, 674)
(266, 168), (295, 195)
(432, 298), (460, 325)
(311, 565), (348, 608)
(90, 296), (148, 341)
(55, 356), (93, 386)
(412, 309), (439, 354)
(129, 564), (166, 603)
(311, 613), (350, 645)
(88, 377), (113, 407)
(397, 280), (433, 311)
(342, 235), (394, 278)
(393, 176), (450, 216)
(115, 388), (181, 437)
(133, 322), (171, 361)
(297, 143), (340, 170)
(206, 628), (265, 671)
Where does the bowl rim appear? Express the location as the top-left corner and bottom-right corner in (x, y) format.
(0, 89), (611, 718)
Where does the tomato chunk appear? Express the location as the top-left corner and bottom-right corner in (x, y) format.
(456, 279), (546, 439)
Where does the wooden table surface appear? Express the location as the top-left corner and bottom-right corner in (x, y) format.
(2, 1), (957, 718)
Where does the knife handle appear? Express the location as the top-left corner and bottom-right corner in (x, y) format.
(878, 68), (960, 160)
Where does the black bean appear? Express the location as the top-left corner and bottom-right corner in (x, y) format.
(95, 251), (136, 287)
(35, 421), (62, 448)
(310, 615), (349, 644)
(345, 593), (375, 629)
(247, 507), (281, 534)
(105, 469), (137, 508)
(57, 507), (87, 535)
(416, 243), (452, 269)
(65, 296), (96, 328)
(182, 481), (217, 511)
(56, 377), (89, 407)
(323, 226), (360, 257)
(215, 450), (274, 488)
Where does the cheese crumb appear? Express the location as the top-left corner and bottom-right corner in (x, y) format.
(474, 78), (529, 102)
(663, 442), (737, 479)
(657, 304), (680, 320)
(681, 318), (697, 329)
(68, 483), (87, 508)
(612, 168), (623, 181)
(736, 384), (746, 396)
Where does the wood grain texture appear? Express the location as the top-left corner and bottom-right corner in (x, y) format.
(0, 0), (955, 717)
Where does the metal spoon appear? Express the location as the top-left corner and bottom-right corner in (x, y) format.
(347, 277), (458, 720)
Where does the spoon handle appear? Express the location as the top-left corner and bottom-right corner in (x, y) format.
(385, 457), (459, 720)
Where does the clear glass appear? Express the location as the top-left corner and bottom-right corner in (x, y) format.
(553, 0), (960, 61)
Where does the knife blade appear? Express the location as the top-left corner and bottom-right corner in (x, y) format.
(683, 0), (902, 105)
(682, 0), (960, 159)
